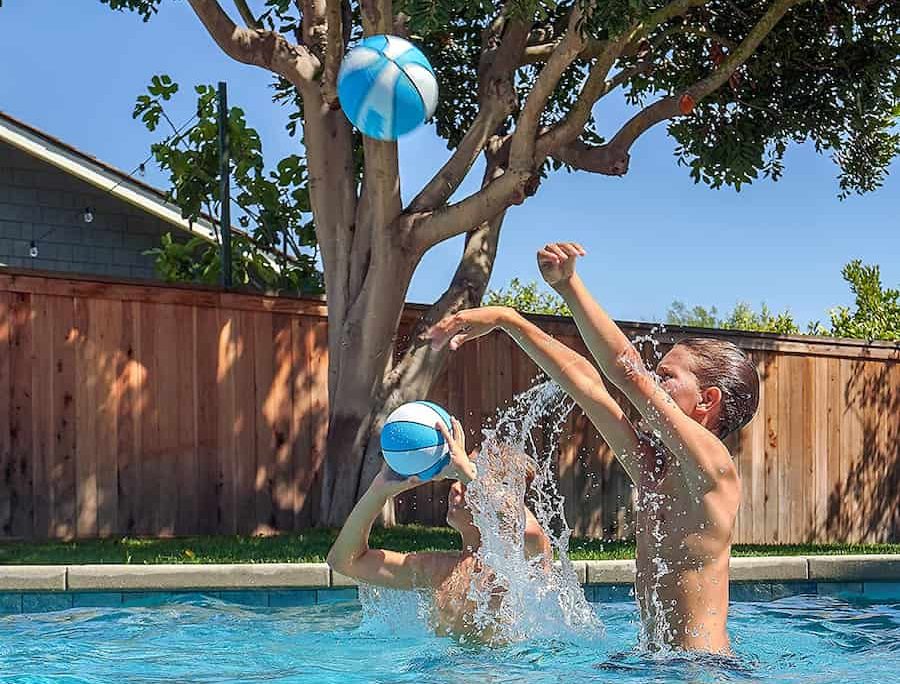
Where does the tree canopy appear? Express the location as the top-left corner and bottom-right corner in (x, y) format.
(102, 0), (899, 198)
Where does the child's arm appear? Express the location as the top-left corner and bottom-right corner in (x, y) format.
(542, 243), (734, 497)
(425, 307), (644, 483)
(327, 418), (477, 589)
(325, 469), (440, 589)
(524, 507), (553, 571)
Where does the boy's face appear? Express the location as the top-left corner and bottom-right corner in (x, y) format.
(656, 346), (705, 416)
(446, 480), (476, 534)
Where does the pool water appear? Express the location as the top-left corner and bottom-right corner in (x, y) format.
(1, 594), (898, 683)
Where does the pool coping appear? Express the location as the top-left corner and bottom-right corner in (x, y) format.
(0, 555), (898, 592)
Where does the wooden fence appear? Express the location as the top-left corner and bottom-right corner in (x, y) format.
(1, 268), (898, 543)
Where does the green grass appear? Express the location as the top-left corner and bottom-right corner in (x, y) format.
(1, 526), (898, 565)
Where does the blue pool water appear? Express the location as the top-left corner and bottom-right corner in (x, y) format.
(1, 593), (898, 683)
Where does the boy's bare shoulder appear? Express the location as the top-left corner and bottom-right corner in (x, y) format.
(413, 550), (465, 579)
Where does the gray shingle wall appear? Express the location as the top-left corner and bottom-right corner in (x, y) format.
(0, 141), (192, 280)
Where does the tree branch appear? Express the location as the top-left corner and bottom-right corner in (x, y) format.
(521, 37), (608, 64)
(408, 159), (529, 253)
(508, 7), (585, 171)
(407, 17), (530, 214)
(232, 0), (261, 29)
(535, 36), (634, 158)
(187, 0), (318, 85)
(383, 153), (508, 405)
(361, 0), (392, 34)
(551, 139), (631, 175)
(599, 0), (809, 163)
(535, 0), (710, 158)
(323, 0), (344, 107)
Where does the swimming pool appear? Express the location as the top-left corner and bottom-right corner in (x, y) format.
(1, 591), (898, 683)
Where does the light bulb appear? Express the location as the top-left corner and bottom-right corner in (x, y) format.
(83, 207), (94, 223)
(29, 241), (38, 258)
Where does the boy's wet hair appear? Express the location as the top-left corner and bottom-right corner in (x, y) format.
(675, 337), (760, 439)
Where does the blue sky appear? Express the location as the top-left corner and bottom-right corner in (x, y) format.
(1, 1), (897, 326)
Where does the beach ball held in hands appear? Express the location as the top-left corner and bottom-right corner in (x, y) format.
(380, 401), (453, 481)
(337, 35), (438, 141)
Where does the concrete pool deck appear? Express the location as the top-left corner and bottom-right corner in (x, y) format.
(1, 555), (898, 592)
(1, 556), (899, 613)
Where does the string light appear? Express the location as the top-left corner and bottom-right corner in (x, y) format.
(21, 112), (203, 264)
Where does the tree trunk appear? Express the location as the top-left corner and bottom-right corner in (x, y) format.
(320, 157), (509, 527)
(317, 221), (417, 525)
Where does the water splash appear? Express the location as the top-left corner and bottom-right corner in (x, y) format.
(357, 378), (601, 645)
(358, 584), (432, 637)
(461, 380), (603, 645)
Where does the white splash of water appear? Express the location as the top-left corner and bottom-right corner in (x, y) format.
(462, 380), (603, 645)
(358, 584), (432, 636)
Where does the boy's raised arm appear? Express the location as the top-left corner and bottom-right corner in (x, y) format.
(326, 467), (435, 590)
(425, 306), (643, 483)
(326, 419), (477, 589)
(543, 243), (734, 497)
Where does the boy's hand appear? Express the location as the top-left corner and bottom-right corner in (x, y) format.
(537, 242), (586, 287)
(435, 417), (478, 484)
(423, 306), (510, 351)
(371, 462), (421, 494)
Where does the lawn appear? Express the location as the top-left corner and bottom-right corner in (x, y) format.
(1, 526), (898, 565)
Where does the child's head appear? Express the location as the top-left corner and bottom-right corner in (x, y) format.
(446, 445), (536, 546)
(446, 479), (476, 536)
(656, 337), (760, 439)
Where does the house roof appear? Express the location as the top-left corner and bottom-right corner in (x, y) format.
(0, 110), (219, 242)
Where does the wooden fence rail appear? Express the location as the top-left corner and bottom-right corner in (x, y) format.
(1, 268), (898, 543)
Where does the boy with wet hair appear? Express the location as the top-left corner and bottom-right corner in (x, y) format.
(327, 419), (552, 641)
(425, 242), (760, 653)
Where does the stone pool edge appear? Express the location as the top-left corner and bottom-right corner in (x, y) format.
(1, 555), (898, 592)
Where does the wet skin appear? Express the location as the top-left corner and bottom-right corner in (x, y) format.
(633, 438), (737, 653)
(630, 347), (739, 653)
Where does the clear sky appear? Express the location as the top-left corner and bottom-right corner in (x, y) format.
(1, 1), (897, 327)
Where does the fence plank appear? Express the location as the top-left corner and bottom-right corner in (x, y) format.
(233, 310), (257, 535)
(253, 311), (277, 535)
(73, 296), (96, 537)
(216, 309), (237, 534)
(94, 298), (121, 537)
(154, 303), (178, 536)
(811, 356), (828, 540)
(137, 302), (159, 536)
(48, 295), (77, 539)
(175, 304), (198, 535)
(0, 292), (12, 535)
(764, 353), (780, 543)
(195, 306), (220, 534)
(30, 295), (52, 538)
(116, 301), (139, 536)
(825, 356), (841, 539)
(271, 314), (295, 532)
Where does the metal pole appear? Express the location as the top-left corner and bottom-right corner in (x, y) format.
(218, 81), (233, 288)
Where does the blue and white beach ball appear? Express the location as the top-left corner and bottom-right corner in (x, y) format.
(337, 35), (438, 141)
(380, 401), (453, 480)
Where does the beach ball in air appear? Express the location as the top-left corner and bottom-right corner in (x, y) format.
(337, 35), (438, 141)
(380, 401), (453, 480)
